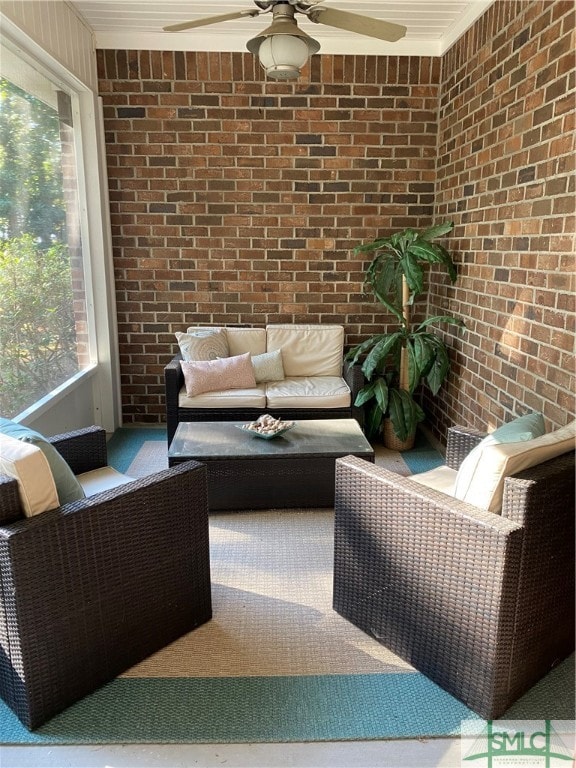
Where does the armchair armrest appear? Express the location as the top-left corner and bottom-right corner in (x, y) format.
(445, 425), (486, 469)
(342, 359), (364, 425)
(165, 354), (184, 390)
(165, 354), (184, 446)
(48, 426), (107, 475)
(0, 475), (21, 525)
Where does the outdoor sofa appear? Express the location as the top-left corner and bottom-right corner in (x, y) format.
(164, 323), (363, 445)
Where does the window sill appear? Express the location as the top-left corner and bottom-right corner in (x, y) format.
(14, 364), (98, 424)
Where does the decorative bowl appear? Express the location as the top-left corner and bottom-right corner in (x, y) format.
(237, 415), (295, 440)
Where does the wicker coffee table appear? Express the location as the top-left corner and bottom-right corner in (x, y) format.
(168, 418), (374, 511)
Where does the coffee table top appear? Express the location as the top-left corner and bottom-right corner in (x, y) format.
(168, 419), (373, 460)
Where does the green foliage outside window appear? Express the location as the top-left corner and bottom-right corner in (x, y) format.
(0, 76), (79, 417)
(0, 235), (77, 416)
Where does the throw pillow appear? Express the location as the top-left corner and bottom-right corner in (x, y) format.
(181, 353), (257, 397)
(0, 433), (59, 516)
(454, 412), (557, 513)
(0, 417), (85, 505)
(251, 349), (285, 383)
(176, 329), (229, 361)
(481, 410), (546, 445)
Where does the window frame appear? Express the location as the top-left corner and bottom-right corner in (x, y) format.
(0, 20), (120, 430)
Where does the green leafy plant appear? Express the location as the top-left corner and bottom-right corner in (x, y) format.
(0, 235), (77, 417)
(347, 222), (464, 443)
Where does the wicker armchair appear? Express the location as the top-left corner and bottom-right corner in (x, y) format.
(0, 426), (212, 730)
(333, 426), (575, 719)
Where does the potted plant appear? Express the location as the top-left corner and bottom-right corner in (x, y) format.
(347, 221), (464, 449)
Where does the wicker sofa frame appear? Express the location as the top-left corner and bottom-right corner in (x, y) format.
(0, 426), (212, 729)
(165, 354), (364, 446)
(333, 426), (575, 719)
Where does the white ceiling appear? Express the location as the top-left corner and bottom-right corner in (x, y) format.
(70, 0), (494, 56)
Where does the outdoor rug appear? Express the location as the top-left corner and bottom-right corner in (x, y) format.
(0, 428), (573, 744)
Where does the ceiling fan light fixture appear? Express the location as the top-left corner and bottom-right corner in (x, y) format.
(246, 8), (321, 80)
(256, 34), (318, 79)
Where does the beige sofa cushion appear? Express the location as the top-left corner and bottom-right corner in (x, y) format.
(0, 433), (59, 516)
(186, 327), (266, 357)
(266, 376), (351, 409)
(266, 325), (344, 377)
(179, 385), (267, 409)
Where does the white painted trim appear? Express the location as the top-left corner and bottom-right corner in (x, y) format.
(1, 15), (121, 433)
(79, 92), (122, 432)
(0, 13), (89, 93)
(92, 30), (443, 57)
(0, 3), (97, 89)
(439, 0), (494, 55)
(14, 366), (98, 424)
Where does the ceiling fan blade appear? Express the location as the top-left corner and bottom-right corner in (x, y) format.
(308, 7), (406, 43)
(164, 9), (260, 33)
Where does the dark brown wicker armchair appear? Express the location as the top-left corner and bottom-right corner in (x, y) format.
(333, 426), (575, 719)
(0, 426), (212, 730)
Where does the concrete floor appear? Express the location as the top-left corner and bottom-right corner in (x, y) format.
(0, 737), (465, 768)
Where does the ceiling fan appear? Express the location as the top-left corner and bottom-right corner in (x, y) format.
(163, 1), (407, 80)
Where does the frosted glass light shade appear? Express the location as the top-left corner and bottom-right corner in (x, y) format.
(258, 35), (311, 80)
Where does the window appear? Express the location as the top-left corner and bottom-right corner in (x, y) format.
(0, 45), (93, 418)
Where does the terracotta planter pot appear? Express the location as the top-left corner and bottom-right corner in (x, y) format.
(382, 418), (416, 451)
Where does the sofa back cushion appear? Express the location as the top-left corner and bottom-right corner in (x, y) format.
(0, 433), (59, 516)
(266, 325), (344, 377)
(185, 327), (266, 357)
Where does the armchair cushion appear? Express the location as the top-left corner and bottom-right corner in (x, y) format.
(411, 464), (457, 495)
(455, 418), (574, 513)
(77, 466), (135, 496)
(0, 418), (85, 505)
(0, 433), (59, 516)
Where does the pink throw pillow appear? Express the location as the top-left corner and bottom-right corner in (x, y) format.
(181, 353), (256, 397)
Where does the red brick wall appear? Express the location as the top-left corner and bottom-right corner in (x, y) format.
(97, 51), (441, 423)
(97, 0), (575, 436)
(428, 0), (575, 439)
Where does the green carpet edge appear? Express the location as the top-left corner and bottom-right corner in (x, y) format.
(0, 672), (480, 744)
(1, 658), (573, 745)
(106, 427), (167, 473)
